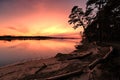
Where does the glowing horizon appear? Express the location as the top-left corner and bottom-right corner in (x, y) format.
(0, 0), (86, 38)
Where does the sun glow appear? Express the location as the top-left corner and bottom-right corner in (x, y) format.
(0, 0), (85, 37)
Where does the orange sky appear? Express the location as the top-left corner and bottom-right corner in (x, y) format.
(0, 0), (86, 38)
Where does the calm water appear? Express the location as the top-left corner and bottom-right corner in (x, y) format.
(0, 39), (80, 66)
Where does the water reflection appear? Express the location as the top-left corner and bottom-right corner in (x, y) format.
(0, 39), (80, 66)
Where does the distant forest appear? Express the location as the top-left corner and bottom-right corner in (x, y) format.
(0, 35), (78, 41)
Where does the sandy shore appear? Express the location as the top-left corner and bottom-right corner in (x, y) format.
(0, 43), (119, 80)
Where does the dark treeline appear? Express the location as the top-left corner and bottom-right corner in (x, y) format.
(69, 0), (120, 42)
(85, 0), (120, 42)
(0, 35), (78, 41)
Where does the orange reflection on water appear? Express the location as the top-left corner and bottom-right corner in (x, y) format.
(0, 39), (80, 66)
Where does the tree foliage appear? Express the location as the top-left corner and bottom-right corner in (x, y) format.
(68, 6), (87, 29)
(68, 0), (120, 42)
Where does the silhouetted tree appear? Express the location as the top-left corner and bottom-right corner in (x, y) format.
(68, 6), (87, 30)
(68, 0), (120, 42)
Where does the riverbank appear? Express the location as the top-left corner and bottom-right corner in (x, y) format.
(0, 42), (119, 80)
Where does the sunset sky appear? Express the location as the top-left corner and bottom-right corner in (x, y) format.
(0, 0), (86, 37)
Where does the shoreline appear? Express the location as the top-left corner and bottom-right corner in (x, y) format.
(0, 42), (119, 80)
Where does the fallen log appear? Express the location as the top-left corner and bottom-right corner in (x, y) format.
(0, 71), (16, 78)
(67, 52), (92, 60)
(88, 46), (113, 70)
(46, 69), (83, 80)
(103, 46), (113, 59)
(35, 63), (47, 74)
(88, 58), (103, 70)
(55, 52), (92, 61)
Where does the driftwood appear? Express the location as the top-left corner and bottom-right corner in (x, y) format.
(88, 46), (113, 70)
(103, 46), (113, 59)
(67, 52), (93, 60)
(0, 71), (16, 78)
(55, 52), (92, 61)
(88, 58), (103, 70)
(46, 69), (83, 80)
(35, 63), (47, 74)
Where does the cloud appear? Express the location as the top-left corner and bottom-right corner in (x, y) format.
(49, 32), (81, 38)
(0, 0), (85, 16)
(7, 26), (29, 33)
(0, 0), (86, 36)
(0, 0), (39, 18)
